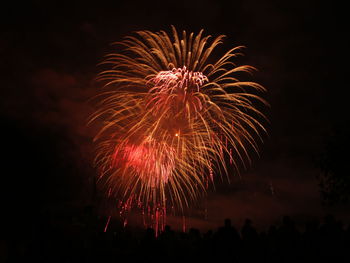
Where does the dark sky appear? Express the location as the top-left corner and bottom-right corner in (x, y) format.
(1, 0), (349, 231)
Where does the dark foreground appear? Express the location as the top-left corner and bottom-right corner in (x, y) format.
(1, 209), (349, 262)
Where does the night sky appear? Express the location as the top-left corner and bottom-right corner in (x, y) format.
(1, 0), (349, 231)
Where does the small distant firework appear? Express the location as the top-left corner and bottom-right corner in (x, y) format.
(90, 27), (268, 230)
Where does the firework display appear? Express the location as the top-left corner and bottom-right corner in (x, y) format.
(90, 27), (268, 229)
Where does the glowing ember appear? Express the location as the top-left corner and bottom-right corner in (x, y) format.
(113, 140), (176, 187)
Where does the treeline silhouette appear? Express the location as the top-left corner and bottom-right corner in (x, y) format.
(1, 208), (349, 262)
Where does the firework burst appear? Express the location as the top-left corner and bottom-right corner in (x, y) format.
(90, 26), (268, 229)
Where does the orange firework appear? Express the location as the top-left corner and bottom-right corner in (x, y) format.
(90, 27), (268, 226)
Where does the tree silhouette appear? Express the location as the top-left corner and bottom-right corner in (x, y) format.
(318, 123), (350, 205)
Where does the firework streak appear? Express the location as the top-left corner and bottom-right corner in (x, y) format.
(89, 27), (268, 232)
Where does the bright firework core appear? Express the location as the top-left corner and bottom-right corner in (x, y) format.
(152, 67), (208, 93)
(148, 67), (208, 118)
